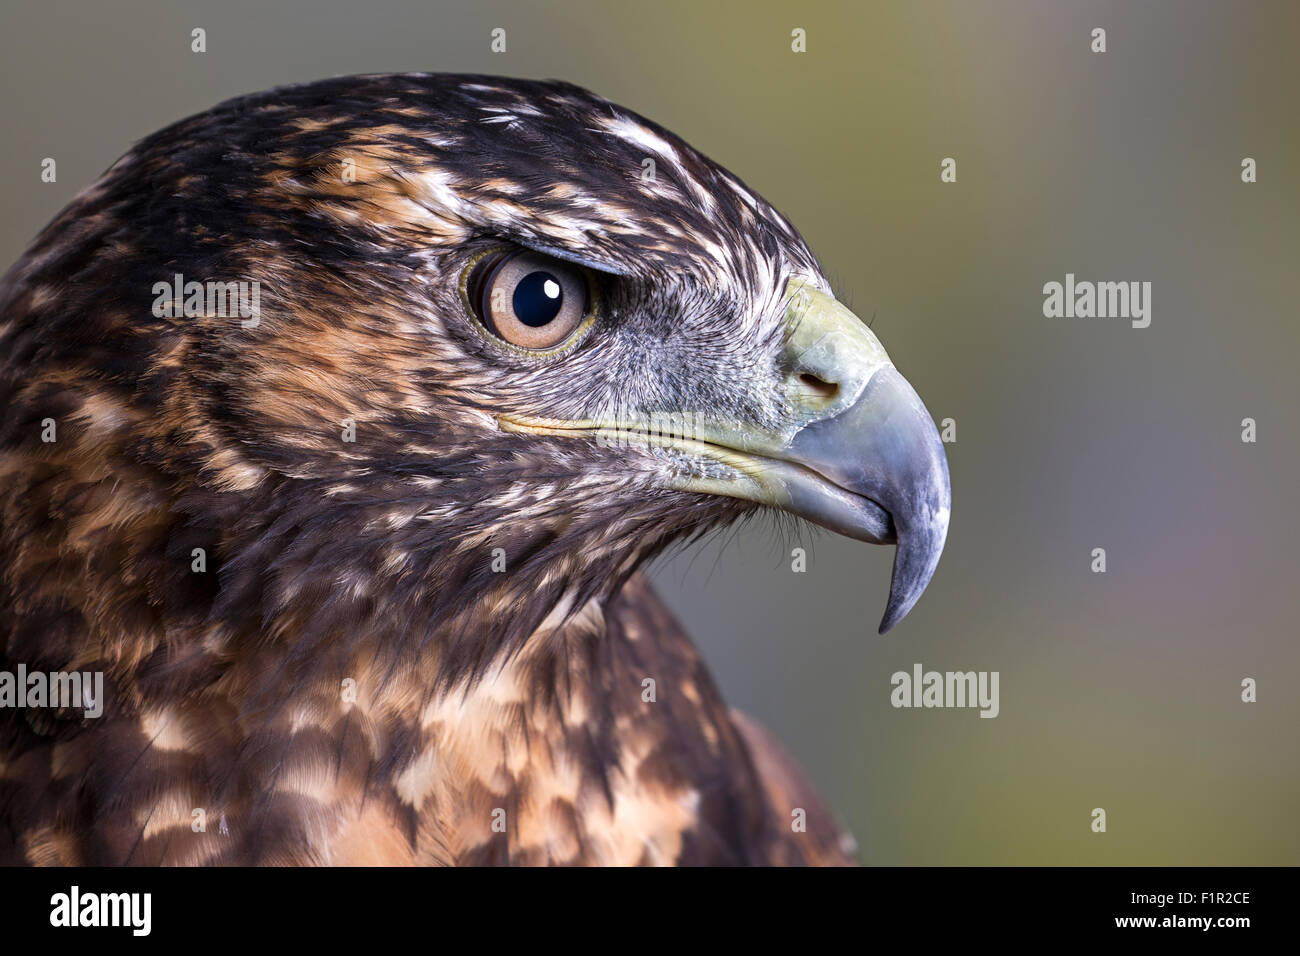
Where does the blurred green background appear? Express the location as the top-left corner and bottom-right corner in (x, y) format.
(2, 0), (1296, 864)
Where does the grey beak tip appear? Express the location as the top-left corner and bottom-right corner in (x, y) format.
(878, 579), (909, 634)
(877, 573), (918, 635)
(877, 495), (950, 634)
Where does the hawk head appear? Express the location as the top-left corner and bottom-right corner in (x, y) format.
(0, 73), (949, 695)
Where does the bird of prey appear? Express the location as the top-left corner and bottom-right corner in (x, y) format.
(0, 73), (949, 866)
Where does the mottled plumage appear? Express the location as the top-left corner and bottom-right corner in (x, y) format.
(0, 73), (949, 865)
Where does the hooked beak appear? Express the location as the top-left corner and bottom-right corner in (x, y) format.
(499, 281), (951, 633)
(775, 362), (951, 632)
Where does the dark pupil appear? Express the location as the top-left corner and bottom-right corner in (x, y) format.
(512, 271), (564, 327)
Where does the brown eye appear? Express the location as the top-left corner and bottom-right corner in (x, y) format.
(468, 250), (591, 350)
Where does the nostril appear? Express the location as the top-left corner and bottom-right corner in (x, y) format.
(798, 372), (839, 401)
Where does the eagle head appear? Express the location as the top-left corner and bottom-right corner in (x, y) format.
(0, 73), (949, 697)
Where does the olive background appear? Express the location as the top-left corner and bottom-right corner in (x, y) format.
(1, 0), (1296, 864)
